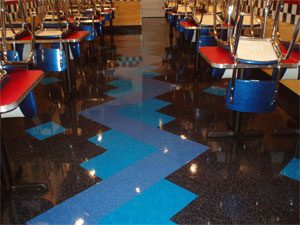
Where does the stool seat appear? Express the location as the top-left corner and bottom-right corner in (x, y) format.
(177, 5), (192, 13)
(35, 29), (70, 39)
(239, 14), (261, 26)
(207, 5), (223, 14)
(193, 13), (222, 26)
(166, 2), (176, 9)
(44, 15), (59, 21)
(237, 38), (279, 65)
(0, 28), (27, 40)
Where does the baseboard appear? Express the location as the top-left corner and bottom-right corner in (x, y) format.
(103, 25), (142, 35)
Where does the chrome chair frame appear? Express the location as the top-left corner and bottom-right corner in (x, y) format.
(0, 0), (35, 67)
(208, 0), (300, 139)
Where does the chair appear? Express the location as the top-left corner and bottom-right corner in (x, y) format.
(0, 0), (47, 194)
(225, 79), (277, 113)
(36, 46), (67, 72)
(191, 0), (226, 76)
(81, 23), (96, 42)
(1, 4), (38, 118)
(208, 0), (300, 138)
(70, 42), (81, 60)
(34, 0), (70, 72)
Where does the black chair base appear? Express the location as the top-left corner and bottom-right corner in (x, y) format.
(208, 130), (264, 138)
(273, 128), (299, 136)
(1, 140), (48, 197)
(2, 183), (48, 196)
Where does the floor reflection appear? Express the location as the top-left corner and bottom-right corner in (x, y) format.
(1, 18), (299, 224)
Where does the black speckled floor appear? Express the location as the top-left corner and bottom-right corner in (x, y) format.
(1, 18), (299, 224)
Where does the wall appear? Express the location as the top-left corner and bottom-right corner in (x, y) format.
(141, 0), (164, 17)
(114, 0), (141, 26)
(244, 0), (299, 25)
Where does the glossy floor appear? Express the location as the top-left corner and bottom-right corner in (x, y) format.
(1, 18), (299, 224)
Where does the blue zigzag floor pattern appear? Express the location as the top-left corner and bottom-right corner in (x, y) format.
(27, 65), (208, 225)
(280, 157), (300, 182)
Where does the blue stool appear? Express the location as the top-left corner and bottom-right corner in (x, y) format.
(104, 13), (112, 22)
(225, 79), (277, 113)
(195, 29), (220, 78)
(6, 50), (21, 62)
(196, 29), (215, 48)
(184, 29), (194, 43)
(81, 24), (96, 56)
(95, 22), (104, 36)
(167, 14), (177, 27)
(36, 48), (67, 72)
(70, 43), (81, 60)
(81, 24), (96, 41)
(18, 91), (38, 117)
(176, 19), (185, 33)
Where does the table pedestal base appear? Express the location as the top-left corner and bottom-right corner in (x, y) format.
(208, 112), (264, 138)
(1, 140), (48, 196)
(208, 130), (264, 138)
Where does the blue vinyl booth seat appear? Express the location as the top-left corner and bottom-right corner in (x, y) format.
(6, 50), (21, 62)
(70, 43), (81, 60)
(167, 14), (177, 27)
(184, 29), (194, 43)
(81, 24), (96, 41)
(104, 13), (112, 22)
(176, 19), (185, 32)
(95, 22), (104, 36)
(196, 29), (216, 49)
(175, 18), (196, 43)
(225, 79), (277, 113)
(18, 91), (38, 117)
(36, 48), (67, 72)
(0, 50), (22, 70)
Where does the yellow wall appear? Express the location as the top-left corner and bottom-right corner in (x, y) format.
(113, 1), (141, 26)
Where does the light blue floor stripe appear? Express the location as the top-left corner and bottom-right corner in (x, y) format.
(28, 133), (205, 225)
(100, 179), (196, 224)
(280, 158), (300, 182)
(120, 110), (175, 127)
(123, 98), (171, 111)
(27, 70), (208, 225)
(119, 99), (175, 128)
(81, 130), (156, 179)
(106, 78), (172, 100)
(105, 79), (142, 98)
